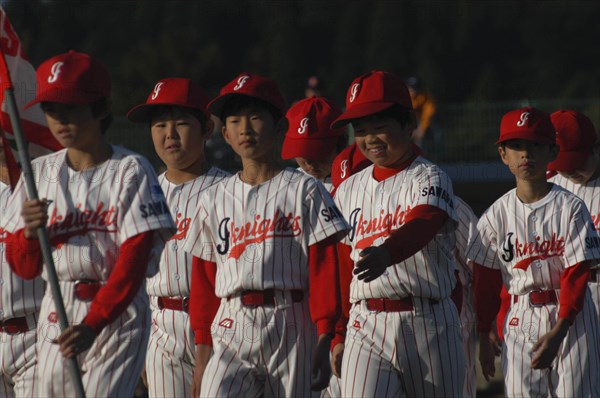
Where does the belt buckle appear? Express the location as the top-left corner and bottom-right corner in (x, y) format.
(528, 290), (544, 307)
(182, 297), (189, 311)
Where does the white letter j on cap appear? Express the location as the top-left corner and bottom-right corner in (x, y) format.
(234, 75), (250, 91)
(349, 83), (360, 102)
(151, 82), (164, 100)
(517, 112), (530, 127)
(47, 62), (64, 83)
(298, 117), (309, 134)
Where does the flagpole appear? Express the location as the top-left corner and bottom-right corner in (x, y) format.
(0, 51), (87, 398)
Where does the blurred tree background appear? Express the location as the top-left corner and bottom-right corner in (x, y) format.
(4, 0), (599, 179)
(7, 0), (599, 110)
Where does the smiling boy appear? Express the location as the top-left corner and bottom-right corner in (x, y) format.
(331, 70), (464, 397)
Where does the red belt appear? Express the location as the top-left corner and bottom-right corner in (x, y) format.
(365, 297), (439, 312)
(591, 269), (599, 283)
(157, 297), (189, 312)
(74, 280), (101, 301)
(513, 290), (558, 307)
(234, 290), (304, 307)
(0, 317), (30, 334)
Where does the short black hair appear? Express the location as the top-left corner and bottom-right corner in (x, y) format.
(220, 95), (282, 122)
(90, 99), (112, 134)
(148, 105), (208, 126)
(352, 104), (415, 130)
(41, 99), (113, 134)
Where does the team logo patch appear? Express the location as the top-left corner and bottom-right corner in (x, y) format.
(234, 75), (250, 91)
(509, 317), (519, 327)
(516, 112), (529, 127)
(151, 82), (164, 100)
(48, 62), (64, 83)
(349, 83), (360, 102)
(352, 319), (361, 329)
(298, 117), (309, 134)
(48, 312), (58, 323)
(219, 318), (234, 329)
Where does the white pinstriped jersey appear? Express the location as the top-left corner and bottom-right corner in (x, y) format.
(454, 196), (478, 292)
(334, 157), (458, 302)
(551, 173), (600, 235)
(296, 167), (333, 193)
(467, 185), (600, 293)
(146, 168), (229, 297)
(2, 147), (175, 281)
(181, 167), (349, 297)
(0, 181), (44, 321)
(454, 196), (479, 398)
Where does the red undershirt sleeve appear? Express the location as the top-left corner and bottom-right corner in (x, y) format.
(83, 231), (154, 334)
(189, 256), (220, 346)
(331, 242), (352, 350)
(558, 262), (590, 322)
(380, 204), (448, 264)
(473, 263), (503, 333)
(309, 235), (342, 337)
(5, 229), (43, 279)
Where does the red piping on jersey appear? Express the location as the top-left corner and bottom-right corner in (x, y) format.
(83, 231), (154, 334)
(372, 152), (418, 182)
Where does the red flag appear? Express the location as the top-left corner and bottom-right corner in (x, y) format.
(0, 6), (62, 189)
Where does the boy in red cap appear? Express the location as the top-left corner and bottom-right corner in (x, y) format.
(469, 107), (600, 396)
(2, 51), (176, 397)
(548, 109), (600, 317)
(180, 72), (349, 397)
(127, 77), (229, 398)
(331, 70), (464, 397)
(282, 96), (347, 192)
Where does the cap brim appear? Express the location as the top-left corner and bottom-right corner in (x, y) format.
(548, 150), (588, 172)
(331, 102), (396, 129)
(495, 132), (555, 146)
(25, 88), (103, 109)
(126, 103), (209, 123)
(281, 136), (338, 161)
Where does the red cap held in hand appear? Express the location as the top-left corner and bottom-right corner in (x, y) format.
(127, 78), (211, 122)
(26, 50), (110, 108)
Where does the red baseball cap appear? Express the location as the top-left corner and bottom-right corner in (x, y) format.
(26, 50), (110, 109)
(497, 107), (555, 145)
(548, 110), (597, 172)
(126, 78), (211, 123)
(331, 70), (413, 129)
(281, 97), (345, 161)
(330, 143), (371, 188)
(207, 72), (286, 119)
